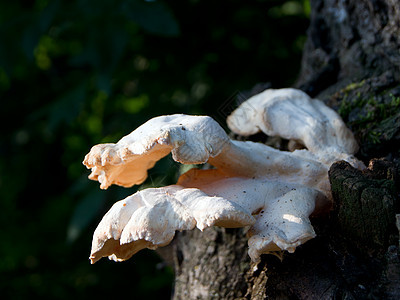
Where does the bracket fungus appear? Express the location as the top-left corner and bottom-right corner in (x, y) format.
(83, 88), (364, 264)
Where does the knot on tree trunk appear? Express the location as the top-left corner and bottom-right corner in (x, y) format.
(329, 158), (400, 253)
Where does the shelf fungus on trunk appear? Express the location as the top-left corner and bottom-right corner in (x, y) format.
(83, 88), (364, 264)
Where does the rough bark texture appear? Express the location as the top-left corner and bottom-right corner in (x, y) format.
(297, 0), (400, 161)
(297, 0), (400, 97)
(169, 1), (400, 299)
(329, 159), (399, 251)
(171, 228), (250, 299)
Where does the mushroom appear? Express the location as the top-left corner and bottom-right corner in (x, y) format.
(84, 88), (363, 263)
(227, 88), (364, 169)
(83, 115), (229, 190)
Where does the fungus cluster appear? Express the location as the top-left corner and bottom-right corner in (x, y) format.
(83, 88), (364, 264)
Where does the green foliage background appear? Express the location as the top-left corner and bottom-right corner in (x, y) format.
(0, 0), (309, 298)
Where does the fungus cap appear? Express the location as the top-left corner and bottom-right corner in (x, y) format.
(84, 88), (364, 263)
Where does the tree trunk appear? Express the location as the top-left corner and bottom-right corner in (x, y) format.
(168, 1), (400, 299)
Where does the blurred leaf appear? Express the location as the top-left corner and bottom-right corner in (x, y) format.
(67, 187), (106, 243)
(123, 0), (180, 37)
(0, 67), (10, 90)
(121, 94), (149, 114)
(281, 1), (303, 16)
(47, 84), (86, 130)
(19, 1), (59, 61)
(96, 73), (112, 94)
(22, 25), (42, 61)
(303, 0), (311, 17)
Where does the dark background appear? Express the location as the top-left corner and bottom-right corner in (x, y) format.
(0, 0), (309, 298)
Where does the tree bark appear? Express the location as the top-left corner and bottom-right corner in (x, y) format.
(169, 1), (400, 299)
